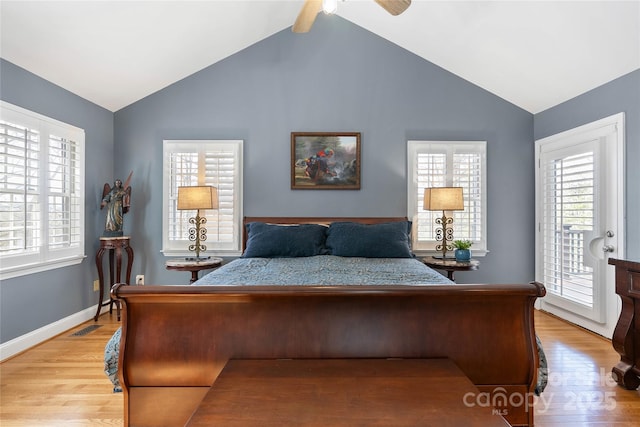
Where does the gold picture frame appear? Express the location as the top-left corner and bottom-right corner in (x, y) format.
(291, 132), (361, 190)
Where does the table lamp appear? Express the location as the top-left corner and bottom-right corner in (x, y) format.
(423, 187), (464, 259)
(177, 186), (218, 260)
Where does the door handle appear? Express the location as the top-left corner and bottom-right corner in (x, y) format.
(602, 245), (615, 253)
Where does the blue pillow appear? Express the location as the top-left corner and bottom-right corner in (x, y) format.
(242, 222), (328, 258)
(326, 221), (413, 258)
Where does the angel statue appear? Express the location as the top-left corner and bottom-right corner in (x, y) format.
(100, 171), (132, 237)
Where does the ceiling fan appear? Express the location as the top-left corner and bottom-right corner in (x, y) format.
(292, 0), (411, 33)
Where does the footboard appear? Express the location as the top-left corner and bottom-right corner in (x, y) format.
(609, 258), (640, 390)
(113, 283), (545, 427)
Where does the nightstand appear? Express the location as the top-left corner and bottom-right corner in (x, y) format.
(422, 256), (479, 281)
(166, 257), (223, 283)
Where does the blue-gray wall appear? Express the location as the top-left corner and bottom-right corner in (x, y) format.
(115, 16), (535, 287)
(3, 15), (636, 345)
(534, 69), (640, 261)
(0, 59), (114, 343)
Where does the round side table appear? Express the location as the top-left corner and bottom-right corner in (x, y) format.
(422, 256), (479, 282)
(166, 257), (223, 283)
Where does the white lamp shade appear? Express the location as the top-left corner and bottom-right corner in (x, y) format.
(423, 187), (464, 211)
(177, 186), (218, 210)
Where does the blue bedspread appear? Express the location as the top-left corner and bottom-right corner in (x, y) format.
(193, 255), (453, 286)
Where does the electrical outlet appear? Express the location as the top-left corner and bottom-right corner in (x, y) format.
(136, 275), (144, 285)
(93, 279), (100, 291)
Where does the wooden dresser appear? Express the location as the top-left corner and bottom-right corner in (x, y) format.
(609, 257), (640, 389)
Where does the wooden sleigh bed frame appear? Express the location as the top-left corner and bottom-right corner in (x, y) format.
(112, 217), (546, 427)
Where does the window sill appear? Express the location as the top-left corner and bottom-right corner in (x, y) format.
(0, 255), (86, 281)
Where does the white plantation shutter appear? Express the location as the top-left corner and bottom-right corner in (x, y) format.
(0, 120), (40, 256)
(408, 141), (486, 253)
(0, 101), (85, 279)
(540, 145), (597, 310)
(163, 140), (243, 255)
(48, 134), (82, 250)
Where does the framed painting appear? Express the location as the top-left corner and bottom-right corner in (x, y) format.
(291, 132), (361, 190)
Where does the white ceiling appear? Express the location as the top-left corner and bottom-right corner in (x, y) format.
(1, 0), (639, 113)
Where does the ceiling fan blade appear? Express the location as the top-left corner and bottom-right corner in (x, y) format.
(292, 0), (322, 33)
(374, 0), (411, 16)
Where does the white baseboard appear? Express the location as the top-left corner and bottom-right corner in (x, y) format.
(0, 304), (98, 362)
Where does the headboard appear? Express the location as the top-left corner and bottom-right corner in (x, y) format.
(242, 216), (408, 251)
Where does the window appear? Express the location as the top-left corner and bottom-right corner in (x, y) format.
(162, 140), (243, 256)
(407, 140), (487, 254)
(0, 101), (85, 279)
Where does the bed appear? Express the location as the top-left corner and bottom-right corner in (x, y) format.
(107, 217), (547, 427)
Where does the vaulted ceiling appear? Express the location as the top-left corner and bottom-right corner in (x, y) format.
(1, 1), (638, 114)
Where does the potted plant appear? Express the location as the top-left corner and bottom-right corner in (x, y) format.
(452, 240), (472, 262)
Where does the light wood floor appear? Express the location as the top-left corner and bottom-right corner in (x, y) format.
(0, 313), (122, 426)
(1, 310), (639, 426)
(533, 311), (640, 426)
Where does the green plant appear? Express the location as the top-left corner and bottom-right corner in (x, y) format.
(453, 240), (473, 250)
